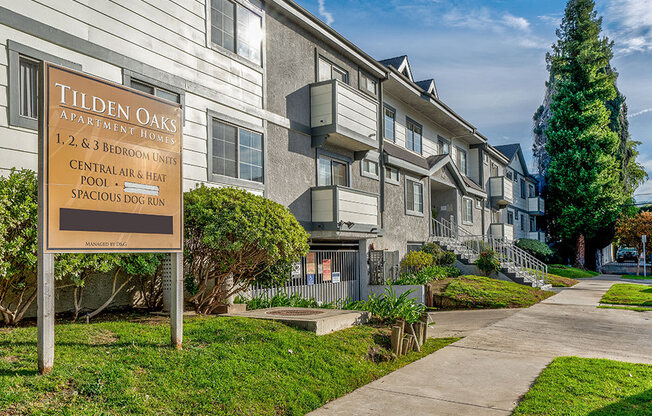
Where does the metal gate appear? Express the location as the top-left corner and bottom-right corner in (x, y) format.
(246, 250), (360, 304)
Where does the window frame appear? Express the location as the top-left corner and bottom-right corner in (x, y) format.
(437, 135), (450, 155)
(405, 117), (423, 155)
(360, 158), (379, 180)
(530, 215), (536, 232)
(490, 161), (499, 177)
(205, 0), (264, 71)
(404, 175), (425, 217)
(520, 178), (527, 199)
(455, 146), (468, 175)
(383, 104), (396, 142)
(385, 165), (400, 185)
(358, 69), (378, 97)
(207, 110), (265, 190)
(7, 40), (82, 130)
(507, 210), (514, 225)
(123, 69), (186, 125)
(520, 213), (526, 231)
(462, 197), (474, 225)
(528, 183), (535, 198)
(317, 55), (349, 84)
(316, 150), (351, 187)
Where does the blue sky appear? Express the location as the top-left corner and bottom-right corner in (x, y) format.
(296, 0), (652, 201)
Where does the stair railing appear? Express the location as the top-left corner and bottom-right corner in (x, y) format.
(431, 218), (548, 287)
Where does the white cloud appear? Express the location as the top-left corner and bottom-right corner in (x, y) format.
(502, 14), (530, 31)
(317, 0), (334, 26)
(604, 0), (652, 54)
(629, 108), (652, 118)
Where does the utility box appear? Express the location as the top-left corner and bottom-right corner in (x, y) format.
(368, 250), (399, 285)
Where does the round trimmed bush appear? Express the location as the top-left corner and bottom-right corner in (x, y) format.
(400, 250), (434, 273)
(516, 238), (553, 262)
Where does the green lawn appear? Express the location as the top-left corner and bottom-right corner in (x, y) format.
(546, 273), (579, 287)
(622, 275), (652, 280)
(0, 316), (457, 415)
(513, 357), (652, 416)
(597, 305), (652, 312)
(430, 275), (554, 309)
(600, 283), (652, 307)
(548, 264), (599, 279)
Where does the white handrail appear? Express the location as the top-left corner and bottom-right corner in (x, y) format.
(431, 218), (548, 287)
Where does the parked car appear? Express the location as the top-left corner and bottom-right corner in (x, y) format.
(616, 247), (638, 263)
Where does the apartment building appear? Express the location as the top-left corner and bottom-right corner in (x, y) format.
(0, 0), (543, 304)
(494, 144), (545, 242)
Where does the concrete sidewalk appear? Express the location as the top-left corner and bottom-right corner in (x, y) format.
(308, 277), (652, 416)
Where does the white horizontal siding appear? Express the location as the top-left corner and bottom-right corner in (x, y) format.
(338, 189), (378, 225)
(311, 84), (333, 127)
(312, 188), (334, 222)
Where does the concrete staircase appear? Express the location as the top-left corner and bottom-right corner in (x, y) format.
(431, 219), (551, 290)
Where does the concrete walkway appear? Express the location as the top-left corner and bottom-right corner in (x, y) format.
(308, 277), (652, 416)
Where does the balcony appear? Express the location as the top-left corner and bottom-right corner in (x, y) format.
(310, 79), (378, 152)
(489, 176), (513, 208)
(527, 231), (546, 242)
(311, 186), (380, 234)
(490, 223), (514, 241)
(528, 196), (545, 215)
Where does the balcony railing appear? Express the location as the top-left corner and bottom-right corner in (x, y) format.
(490, 223), (514, 241)
(310, 79), (378, 151)
(489, 176), (513, 208)
(311, 185), (380, 233)
(528, 196), (545, 215)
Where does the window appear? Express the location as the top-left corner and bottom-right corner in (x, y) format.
(490, 162), (499, 177)
(406, 118), (422, 154)
(456, 147), (468, 175)
(483, 153), (489, 164)
(438, 136), (450, 155)
(407, 243), (423, 253)
(462, 198), (473, 224)
(318, 56), (348, 83)
(507, 210), (514, 225)
(475, 198), (482, 209)
(385, 166), (400, 185)
(530, 216), (536, 232)
(520, 214), (526, 231)
(130, 79), (180, 103)
(318, 155), (348, 186)
(528, 184), (535, 198)
(384, 106), (395, 141)
(18, 57), (38, 119)
(8, 41), (82, 130)
(359, 71), (377, 96)
(361, 158), (379, 179)
(520, 179), (526, 199)
(209, 0), (262, 65)
(405, 177), (424, 215)
(209, 118), (264, 184)
(506, 169), (513, 181)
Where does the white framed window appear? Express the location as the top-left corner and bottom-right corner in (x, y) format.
(475, 198), (482, 209)
(384, 105), (396, 142)
(318, 56), (348, 83)
(520, 214), (526, 231)
(361, 159), (379, 179)
(530, 216), (536, 232)
(407, 242), (423, 253)
(462, 197), (473, 224)
(529, 184), (535, 198)
(520, 178), (527, 199)
(490, 162), (499, 177)
(405, 176), (424, 216)
(506, 169), (514, 181)
(406, 117), (422, 154)
(456, 147), (468, 175)
(385, 166), (400, 185)
(18, 57), (38, 119)
(208, 117), (264, 184)
(208, 0), (263, 65)
(438, 135), (450, 155)
(483, 153), (489, 165)
(359, 71), (377, 96)
(318, 154), (349, 186)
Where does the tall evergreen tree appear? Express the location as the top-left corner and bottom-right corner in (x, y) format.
(544, 0), (629, 263)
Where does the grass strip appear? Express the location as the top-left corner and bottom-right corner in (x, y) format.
(0, 315), (456, 415)
(600, 283), (652, 307)
(513, 356), (652, 416)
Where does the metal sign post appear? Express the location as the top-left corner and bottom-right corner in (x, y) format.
(643, 235), (647, 277)
(37, 63), (184, 373)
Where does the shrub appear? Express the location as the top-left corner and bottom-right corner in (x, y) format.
(438, 251), (457, 267)
(360, 288), (425, 324)
(392, 266), (461, 285)
(400, 251), (434, 273)
(516, 238), (553, 262)
(0, 169), (38, 325)
(184, 186), (310, 314)
(474, 249), (501, 276)
(235, 292), (336, 311)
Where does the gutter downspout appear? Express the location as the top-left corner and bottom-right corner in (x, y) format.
(378, 75), (388, 230)
(479, 146), (486, 238)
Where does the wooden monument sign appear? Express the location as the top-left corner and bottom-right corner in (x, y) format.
(37, 63), (184, 374)
(43, 64), (182, 252)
